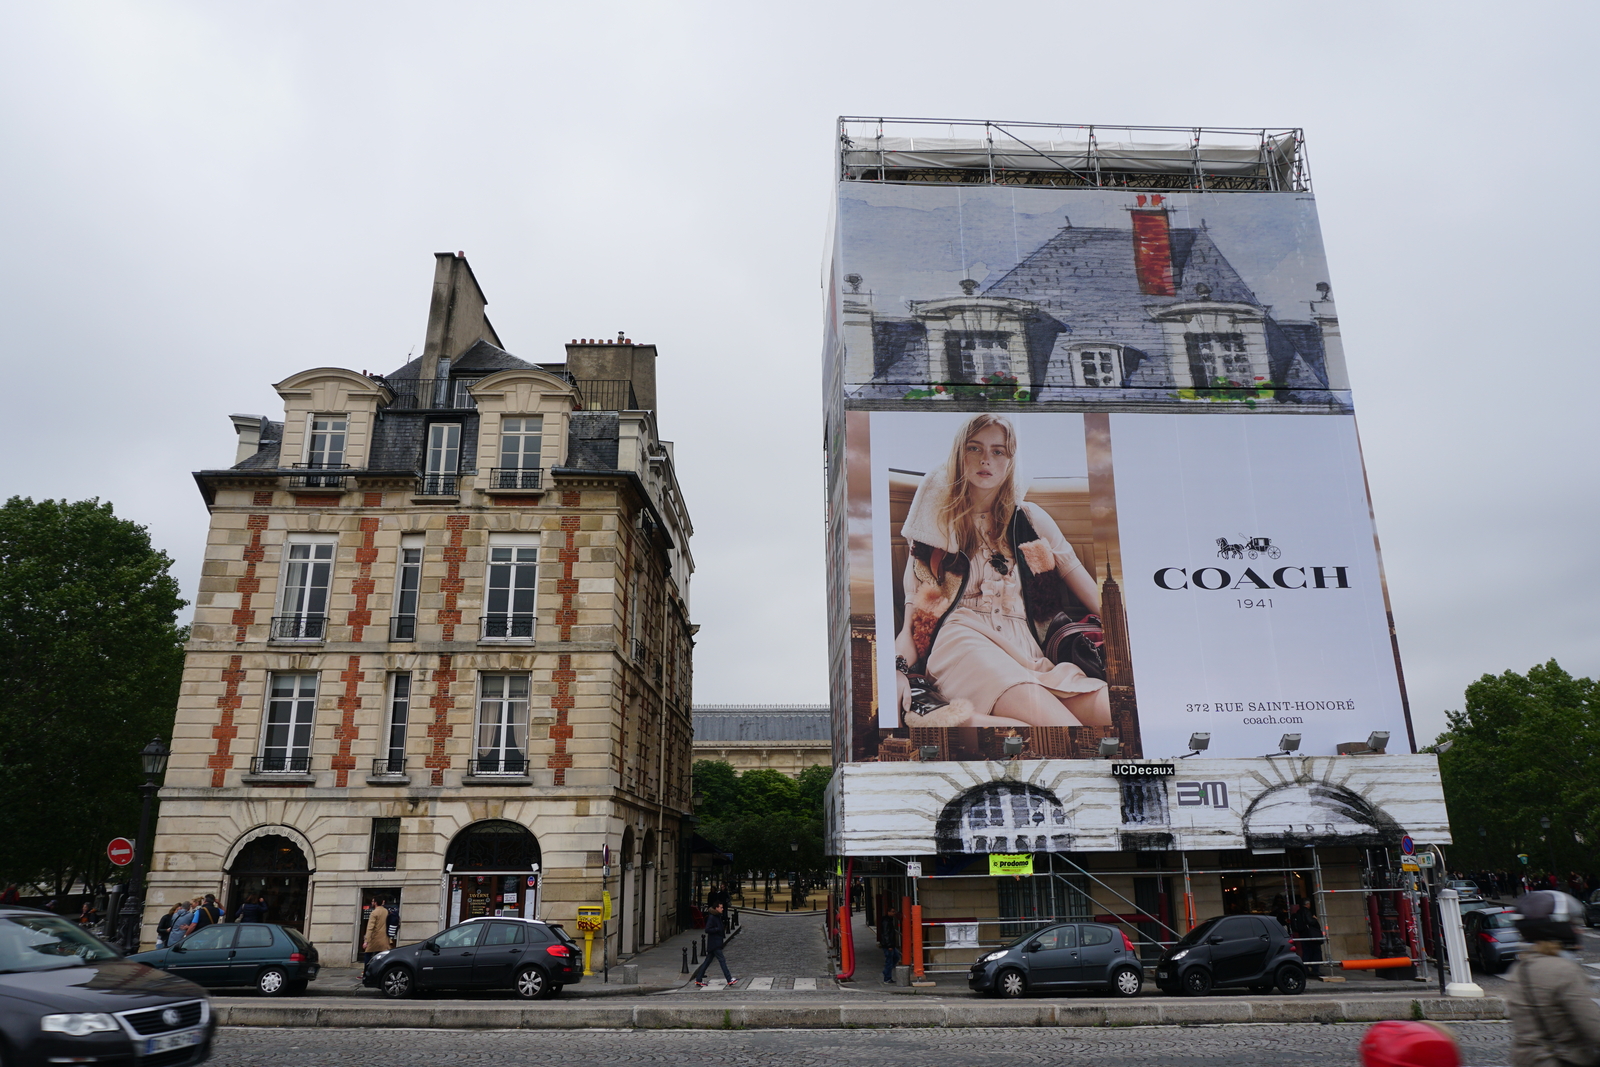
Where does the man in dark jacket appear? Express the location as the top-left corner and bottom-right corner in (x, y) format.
(689, 902), (738, 987)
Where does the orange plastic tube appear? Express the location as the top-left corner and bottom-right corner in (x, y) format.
(1336, 957), (1415, 970)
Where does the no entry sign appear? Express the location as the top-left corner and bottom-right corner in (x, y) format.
(107, 838), (135, 866)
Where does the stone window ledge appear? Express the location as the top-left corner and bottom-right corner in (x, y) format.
(462, 774), (533, 786)
(241, 773), (315, 786)
(366, 774), (412, 787)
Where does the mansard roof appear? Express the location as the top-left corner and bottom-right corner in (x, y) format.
(382, 338), (535, 382)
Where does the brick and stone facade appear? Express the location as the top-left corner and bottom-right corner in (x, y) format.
(145, 253), (696, 963)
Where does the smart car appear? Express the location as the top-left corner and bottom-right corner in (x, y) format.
(968, 921), (1144, 998)
(1155, 914), (1307, 996)
(0, 906), (214, 1067)
(363, 916), (582, 999)
(129, 922), (319, 996)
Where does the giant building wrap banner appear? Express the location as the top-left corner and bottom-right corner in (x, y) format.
(824, 157), (1416, 787)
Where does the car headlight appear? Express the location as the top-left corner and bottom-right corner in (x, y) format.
(42, 1013), (119, 1036)
(979, 951), (1007, 963)
(1169, 949), (1189, 962)
(372, 950), (389, 961)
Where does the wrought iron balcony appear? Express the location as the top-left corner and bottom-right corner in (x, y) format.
(383, 377), (481, 410)
(250, 755), (311, 774)
(481, 614), (536, 640)
(469, 754), (529, 776)
(286, 463), (350, 489)
(416, 474), (459, 497)
(371, 757), (407, 777)
(390, 614), (417, 641)
(270, 615), (326, 640)
(488, 467), (543, 490)
(574, 379), (638, 411)
(631, 638), (647, 663)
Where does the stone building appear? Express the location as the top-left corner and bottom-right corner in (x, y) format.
(145, 253), (696, 965)
(690, 705), (830, 776)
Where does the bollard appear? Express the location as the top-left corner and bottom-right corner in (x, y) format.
(682, 946), (689, 974)
(701, 933), (707, 955)
(690, 941), (698, 965)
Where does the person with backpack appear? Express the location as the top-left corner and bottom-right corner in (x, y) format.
(1506, 890), (1600, 1067)
(690, 901), (738, 988)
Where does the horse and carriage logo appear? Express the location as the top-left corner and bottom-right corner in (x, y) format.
(1216, 535), (1282, 560)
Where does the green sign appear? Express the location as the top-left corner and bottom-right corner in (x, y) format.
(1518, 853), (1529, 865)
(988, 854), (1034, 877)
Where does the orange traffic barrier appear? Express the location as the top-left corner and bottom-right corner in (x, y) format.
(1337, 957), (1415, 970)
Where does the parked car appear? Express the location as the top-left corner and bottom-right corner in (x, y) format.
(128, 922), (319, 995)
(968, 921), (1144, 998)
(0, 905), (214, 1067)
(1446, 880), (1481, 897)
(1155, 914), (1307, 996)
(363, 916), (582, 999)
(1464, 906), (1528, 974)
(1586, 890), (1600, 928)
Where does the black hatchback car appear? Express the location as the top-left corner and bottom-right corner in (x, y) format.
(0, 906), (214, 1066)
(1586, 889), (1600, 928)
(1464, 906), (1529, 974)
(969, 921), (1144, 998)
(1155, 914), (1307, 996)
(363, 916), (582, 999)
(129, 922), (320, 995)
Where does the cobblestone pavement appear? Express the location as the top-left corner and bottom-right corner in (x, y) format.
(210, 1023), (1513, 1066)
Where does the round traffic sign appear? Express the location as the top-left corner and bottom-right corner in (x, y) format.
(107, 838), (135, 866)
(1400, 835), (1415, 856)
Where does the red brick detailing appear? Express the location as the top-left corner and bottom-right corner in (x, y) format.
(554, 515), (580, 640)
(362, 492), (384, 507)
(294, 494), (342, 507)
(437, 515), (469, 642)
(232, 515), (269, 642)
(253, 491), (274, 506)
(548, 653), (575, 786)
(561, 491), (581, 507)
(347, 517), (380, 641)
(331, 655), (364, 787)
(491, 495), (541, 506)
(426, 655), (457, 786)
(209, 655), (246, 787)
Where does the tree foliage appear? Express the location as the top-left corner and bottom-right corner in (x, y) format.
(1436, 660), (1600, 874)
(692, 759), (833, 884)
(0, 498), (187, 894)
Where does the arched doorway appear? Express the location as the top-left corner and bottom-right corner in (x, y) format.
(226, 834), (312, 931)
(934, 781), (1073, 854)
(641, 829), (658, 946)
(444, 820), (541, 924)
(620, 827), (637, 954)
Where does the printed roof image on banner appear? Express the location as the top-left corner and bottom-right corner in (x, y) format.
(833, 185), (1348, 411)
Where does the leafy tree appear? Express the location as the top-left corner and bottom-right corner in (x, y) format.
(690, 759), (836, 901)
(690, 759), (739, 820)
(1436, 660), (1600, 876)
(0, 498), (187, 895)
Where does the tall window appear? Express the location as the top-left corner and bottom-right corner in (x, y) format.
(381, 674), (410, 774)
(1073, 346), (1123, 388)
(303, 416), (347, 487)
(369, 817), (400, 870)
(275, 541), (334, 640)
(475, 674), (529, 774)
(484, 535), (537, 640)
(945, 332), (1011, 382)
(423, 423), (460, 495)
(260, 673), (317, 772)
(391, 534), (422, 640)
(495, 417), (543, 489)
(1186, 332), (1252, 386)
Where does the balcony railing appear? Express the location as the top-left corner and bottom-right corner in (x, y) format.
(574, 379), (638, 411)
(270, 615), (326, 640)
(383, 378), (481, 410)
(286, 463), (351, 489)
(488, 467), (543, 490)
(416, 474), (459, 497)
(251, 755), (311, 774)
(390, 615), (417, 641)
(469, 754), (529, 776)
(631, 638), (647, 663)
(481, 614), (536, 640)
(372, 757), (407, 777)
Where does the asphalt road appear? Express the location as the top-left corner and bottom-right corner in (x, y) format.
(210, 1022), (1514, 1066)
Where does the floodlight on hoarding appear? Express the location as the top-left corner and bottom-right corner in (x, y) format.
(1435, 740), (1455, 754)
(919, 744), (940, 761)
(1097, 737), (1121, 758)
(1003, 736), (1024, 758)
(1179, 733), (1210, 758)
(1367, 731), (1390, 754)
(1267, 733), (1301, 756)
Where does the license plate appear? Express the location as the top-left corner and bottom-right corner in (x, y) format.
(1157, 970), (1169, 978)
(146, 1028), (204, 1055)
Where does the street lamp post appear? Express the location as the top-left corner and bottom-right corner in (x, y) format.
(118, 738), (170, 954)
(1539, 816), (1558, 882)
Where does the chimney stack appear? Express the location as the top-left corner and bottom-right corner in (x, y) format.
(419, 252), (501, 380)
(1130, 195), (1176, 297)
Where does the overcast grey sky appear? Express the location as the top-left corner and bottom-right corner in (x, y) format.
(2, 1), (1594, 747)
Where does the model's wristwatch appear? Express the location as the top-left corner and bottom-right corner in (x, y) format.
(895, 655), (910, 675)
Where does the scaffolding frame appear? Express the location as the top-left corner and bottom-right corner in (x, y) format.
(838, 116), (1310, 194)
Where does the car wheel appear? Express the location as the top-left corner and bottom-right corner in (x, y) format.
(1180, 967), (1212, 997)
(516, 965), (549, 1000)
(1108, 965), (1142, 998)
(1275, 965), (1307, 996)
(995, 968), (1027, 999)
(381, 965), (415, 999)
(256, 967), (289, 996)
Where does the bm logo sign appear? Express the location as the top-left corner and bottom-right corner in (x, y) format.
(1175, 781), (1229, 809)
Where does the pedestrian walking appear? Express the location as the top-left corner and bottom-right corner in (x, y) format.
(1291, 899), (1325, 979)
(156, 903), (185, 947)
(363, 899), (394, 963)
(235, 895), (268, 923)
(1505, 890), (1600, 1067)
(0, 885), (19, 905)
(181, 896), (207, 937)
(689, 901), (737, 987)
(880, 909), (901, 984)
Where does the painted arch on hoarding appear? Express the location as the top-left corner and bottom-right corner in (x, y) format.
(934, 781), (1073, 854)
(1241, 781), (1403, 849)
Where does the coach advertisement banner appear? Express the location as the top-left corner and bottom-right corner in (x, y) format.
(847, 408), (1407, 763)
(832, 184), (1350, 411)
